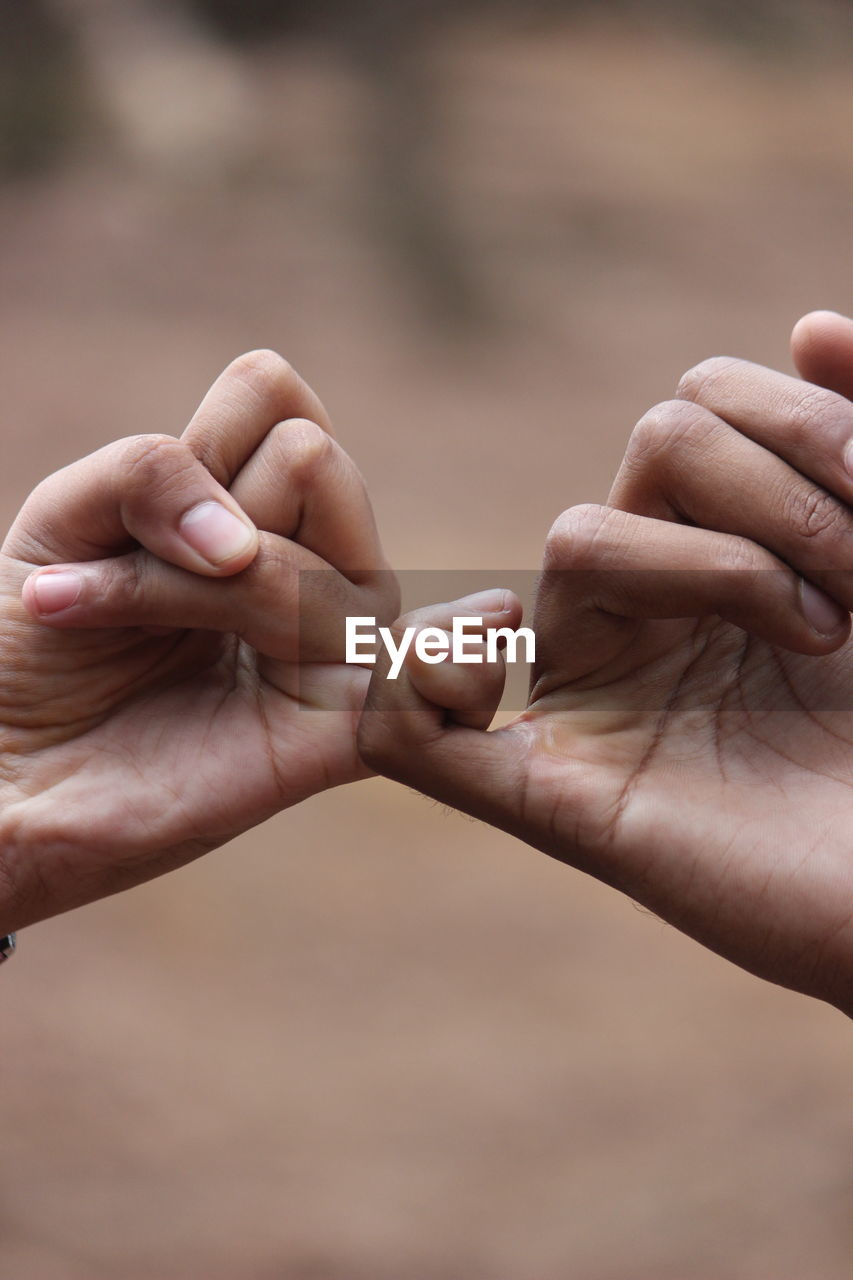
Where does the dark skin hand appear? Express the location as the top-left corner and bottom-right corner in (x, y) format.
(359, 311), (853, 1017)
(0, 350), (398, 933)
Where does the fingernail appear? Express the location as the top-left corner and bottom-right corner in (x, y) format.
(32, 571), (82, 614)
(800, 579), (848, 637)
(458, 589), (509, 613)
(179, 502), (256, 565)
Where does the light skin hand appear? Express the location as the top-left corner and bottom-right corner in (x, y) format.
(359, 311), (853, 1018)
(0, 350), (398, 933)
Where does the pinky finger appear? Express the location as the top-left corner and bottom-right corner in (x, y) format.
(405, 629), (509, 730)
(359, 589), (523, 745)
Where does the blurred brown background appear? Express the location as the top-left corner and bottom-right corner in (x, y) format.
(2, 2), (853, 1277)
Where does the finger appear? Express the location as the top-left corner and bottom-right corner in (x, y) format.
(530, 504), (849, 692)
(675, 355), (853, 501)
(386, 592), (522, 730)
(406, 634), (507, 730)
(358, 591), (528, 812)
(6, 350), (328, 573)
(228, 417), (389, 582)
(4, 434), (259, 576)
(21, 534), (390, 663)
(608, 399), (853, 611)
(791, 310), (853, 401)
(181, 350), (334, 484)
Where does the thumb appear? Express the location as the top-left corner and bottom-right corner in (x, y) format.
(4, 434), (260, 576)
(357, 590), (535, 828)
(790, 309), (853, 399)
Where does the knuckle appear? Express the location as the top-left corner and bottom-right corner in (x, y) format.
(120, 433), (181, 468)
(626, 399), (714, 467)
(119, 434), (193, 501)
(676, 355), (741, 403)
(785, 383), (849, 446)
(12, 474), (66, 555)
(275, 417), (335, 481)
(255, 534), (291, 570)
(717, 534), (763, 575)
(114, 550), (150, 608)
(250, 537), (298, 594)
(228, 349), (297, 397)
(785, 484), (845, 543)
(544, 503), (616, 569)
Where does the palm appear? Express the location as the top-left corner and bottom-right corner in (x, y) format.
(519, 617), (853, 1003)
(0, 559), (367, 925)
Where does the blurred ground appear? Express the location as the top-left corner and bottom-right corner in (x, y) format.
(1, 14), (853, 1280)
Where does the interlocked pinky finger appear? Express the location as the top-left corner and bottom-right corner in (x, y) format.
(358, 589), (523, 752)
(404, 629), (509, 731)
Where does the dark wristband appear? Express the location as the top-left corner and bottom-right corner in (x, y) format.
(0, 934), (16, 964)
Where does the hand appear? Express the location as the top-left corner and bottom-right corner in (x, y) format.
(0, 350), (398, 932)
(359, 312), (853, 1016)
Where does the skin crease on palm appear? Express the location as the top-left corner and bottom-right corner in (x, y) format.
(359, 311), (853, 1019)
(0, 350), (398, 934)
